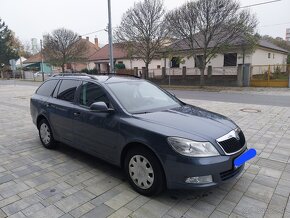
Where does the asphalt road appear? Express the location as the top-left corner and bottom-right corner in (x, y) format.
(170, 89), (290, 107)
(1, 80), (289, 107)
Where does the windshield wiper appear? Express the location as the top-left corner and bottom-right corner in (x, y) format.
(133, 111), (151, 114)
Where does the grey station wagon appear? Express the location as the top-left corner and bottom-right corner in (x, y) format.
(30, 74), (247, 196)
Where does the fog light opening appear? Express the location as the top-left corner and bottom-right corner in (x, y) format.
(185, 175), (213, 184)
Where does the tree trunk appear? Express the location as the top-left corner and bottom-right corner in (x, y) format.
(145, 62), (149, 79)
(61, 64), (65, 73)
(200, 68), (205, 87)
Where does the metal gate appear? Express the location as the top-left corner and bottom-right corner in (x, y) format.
(250, 65), (290, 87)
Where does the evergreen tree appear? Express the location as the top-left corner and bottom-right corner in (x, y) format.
(0, 18), (18, 66)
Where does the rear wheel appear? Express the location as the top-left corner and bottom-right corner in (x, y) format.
(38, 119), (57, 149)
(124, 147), (165, 196)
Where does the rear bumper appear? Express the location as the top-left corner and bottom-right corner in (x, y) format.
(162, 148), (246, 189)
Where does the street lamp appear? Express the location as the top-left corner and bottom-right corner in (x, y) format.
(108, 0), (114, 74)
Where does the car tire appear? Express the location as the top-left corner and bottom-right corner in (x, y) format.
(124, 147), (165, 196)
(38, 119), (57, 149)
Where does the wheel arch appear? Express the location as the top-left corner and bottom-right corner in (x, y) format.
(36, 114), (56, 139)
(120, 141), (167, 187)
(36, 114), (49, 129)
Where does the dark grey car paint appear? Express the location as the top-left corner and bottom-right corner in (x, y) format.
(30, 76), (246, 189)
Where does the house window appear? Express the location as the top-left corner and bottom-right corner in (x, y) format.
(224, 53), (237, 67)
(195, 55), (204, 68)
(157, 65), (161, 69)
(273, 54), (275, 59)
(170, 57), (180, 68)
(268, 53), (271, 59)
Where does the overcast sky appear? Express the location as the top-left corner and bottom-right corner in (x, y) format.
(0, 0), (289, 47)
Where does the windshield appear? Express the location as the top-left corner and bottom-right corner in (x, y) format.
(107, 81), (182, 114)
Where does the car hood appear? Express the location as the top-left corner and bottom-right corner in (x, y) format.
(133, 105), (237, 141)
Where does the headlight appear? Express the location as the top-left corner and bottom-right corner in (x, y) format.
(167, 137), (220, 157)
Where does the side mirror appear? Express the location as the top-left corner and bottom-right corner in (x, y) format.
(90, 102), (113, 113)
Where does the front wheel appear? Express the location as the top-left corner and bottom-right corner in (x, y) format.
(124, 147), (165, 196)
(38, 119), (57, 149)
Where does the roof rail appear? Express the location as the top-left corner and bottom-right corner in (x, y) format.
(52, 72), (140, 79)
(52, 73), (97, 80)
(99, 73), (140, 79)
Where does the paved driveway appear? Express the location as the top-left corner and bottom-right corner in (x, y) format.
(0, 84), (290, 218)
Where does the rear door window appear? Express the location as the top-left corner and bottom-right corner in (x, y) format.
(36, 80), (59, 97)
(57, 79), (80, 102)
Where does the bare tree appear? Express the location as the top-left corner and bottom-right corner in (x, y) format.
(115, 0), (168, 79)
(43, 28), (88, 73)
(166, 0), (257, 86)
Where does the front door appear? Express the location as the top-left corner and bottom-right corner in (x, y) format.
(73, 81), (120, 162)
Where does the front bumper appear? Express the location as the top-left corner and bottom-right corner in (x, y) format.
(162, 147), (246, 189)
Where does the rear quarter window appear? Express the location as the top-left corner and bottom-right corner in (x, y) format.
(36, 80), (59, 97)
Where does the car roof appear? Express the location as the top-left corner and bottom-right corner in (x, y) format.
(51, 73), (141, 84)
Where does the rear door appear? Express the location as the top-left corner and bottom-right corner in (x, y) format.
(47, 79), (80, 145)
(31, 79), (59, 125)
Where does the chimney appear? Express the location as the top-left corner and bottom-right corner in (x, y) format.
(94, 37), (99, 48)
(86, 37), (89, 41)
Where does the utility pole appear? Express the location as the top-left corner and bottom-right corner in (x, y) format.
(108, 0), (114, 74)
(40, 39), (44, 81)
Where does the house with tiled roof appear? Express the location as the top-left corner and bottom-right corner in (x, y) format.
(23, 53), (54, 73)
(161, 38), (288, 75)
(89, 43), (162, 74)
(23, 37), (99, 73)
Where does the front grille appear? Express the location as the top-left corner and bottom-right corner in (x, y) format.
(220, 165), (244, 181)
(217, 131), (246, 154)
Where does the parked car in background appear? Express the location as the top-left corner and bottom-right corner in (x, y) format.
(30, 74), (248, 196)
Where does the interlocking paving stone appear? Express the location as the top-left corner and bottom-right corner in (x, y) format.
(27, 205), (64, 218)
(253, 174), (279, 188)
(209, 210), (228, 218)
(131, 200), (172, 218)
(104, 190), (138, 210)
(217, 199), (237, 215)
(258, 167), (283, 179)
(68, 202), (95, 218)
(245, 182), (274, 203)
(0, 209), (6, 218)
(107, 207), (132, 218)
(0, 174), (15, 185)
(21, 203), (45, 216)
(268, 194), (288, 214)
(1, 83), (290, 217)
(233, 196), (268, 218)
(54, 190), (95, 213)
(81, 204), (114, 218)
(2, 194), (41, 216)
(264, 209), (284, 218)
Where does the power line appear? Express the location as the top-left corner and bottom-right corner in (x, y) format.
(81, 28), (106, 37)
(240, 0), (282, 9)
(81, 0), (283, 38)
(260, 21), (290, 28)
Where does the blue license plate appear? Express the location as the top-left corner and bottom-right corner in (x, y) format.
(234, 149), (257, 168)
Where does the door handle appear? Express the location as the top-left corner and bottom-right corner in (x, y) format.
(73, 112), (81, 116)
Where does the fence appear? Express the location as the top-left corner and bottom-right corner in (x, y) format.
(148, 66), (238, 78)
(250, 65), (290, 87)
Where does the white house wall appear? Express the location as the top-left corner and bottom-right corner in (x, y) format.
(251, 49), (288, 75)
(161, 53), (251, 67)
(251, 48), (287, 66)
(117, 59), (162, 70)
